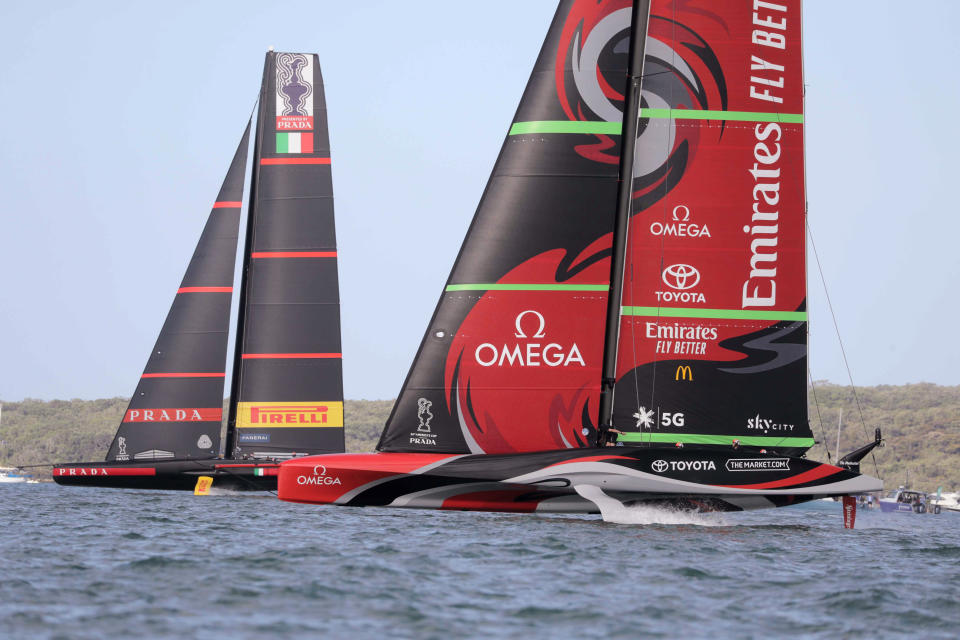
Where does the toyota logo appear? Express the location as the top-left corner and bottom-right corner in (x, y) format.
(651, 459), (669, 473)
(661, 264), (701, 290)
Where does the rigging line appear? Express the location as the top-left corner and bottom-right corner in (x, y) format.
(646, 2), (681, 423)
(808, 369), (832, 462)
(227, 65), (269, 457)
(806, 219), (880, 478)
(624, 19), (645, 432)
(602, 0), (651, 438)
(625, 20), (650, 440)
(622, 106), (643, 436)
(627, 171), (641, 432)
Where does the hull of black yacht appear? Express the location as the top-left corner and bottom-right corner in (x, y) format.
(53, 459), (278, 492)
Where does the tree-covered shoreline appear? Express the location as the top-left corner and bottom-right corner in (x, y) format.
(2, 383), (957, 492)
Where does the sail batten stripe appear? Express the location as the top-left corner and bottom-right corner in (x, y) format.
(212, 201), (242, 208)
(641, 108), (803, 122)
(251, 251), (337, 258)
(617, 433), (815, 447)
(509, 121), (622, 135)
(445, 283), (609, 292)
(177, 287), (233, 293)
(510, 111), (803, 135)
(621, 307), (807, 321)
(260, 158), (331, 165)
(241, 353), (342, 359)
(140, 372), (225, 378)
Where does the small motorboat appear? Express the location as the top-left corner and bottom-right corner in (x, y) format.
(0, 468), (30, 484)
(878, 487), (940, 514)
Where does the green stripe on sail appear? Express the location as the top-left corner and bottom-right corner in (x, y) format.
(641, 108), (803, 123)
(508, 121), (622, 135)
(509, 111), (802, 136)
(275, 132), (289, 153)
(621, 307), (807, 321)
(446, 283), (610, 292)
(617, 432), (815, 448)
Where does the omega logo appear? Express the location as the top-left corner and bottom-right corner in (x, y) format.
(514, 310), (546, 338)
(474, 310), (585, 368)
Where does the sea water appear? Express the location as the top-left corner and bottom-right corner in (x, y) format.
(2, 484), (958, 639)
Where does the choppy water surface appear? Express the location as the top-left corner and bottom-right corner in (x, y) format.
(2, 484), (958, 639)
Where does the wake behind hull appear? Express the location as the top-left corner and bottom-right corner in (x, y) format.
(278, 447), (882, 514)
(53, 459), (278, 492)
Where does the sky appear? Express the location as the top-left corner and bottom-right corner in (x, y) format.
(1, 1), (958, 402)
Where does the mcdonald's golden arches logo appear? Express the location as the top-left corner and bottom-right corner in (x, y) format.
(675, 365), (693, 381)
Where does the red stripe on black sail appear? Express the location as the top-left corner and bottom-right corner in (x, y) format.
(610, 0), (812, 454)
(229, 52), (344, 458)
(378, 1), (635, 454)
(105, 122), (251, 462)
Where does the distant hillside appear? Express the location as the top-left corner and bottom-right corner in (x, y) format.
(0, 398), (391, 480)
(2, 384), (958, 491)
(804, 382), (960, 492)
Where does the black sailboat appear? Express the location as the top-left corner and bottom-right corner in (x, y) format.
(54, 51), (344, 492)
(277, 0), (882, 521)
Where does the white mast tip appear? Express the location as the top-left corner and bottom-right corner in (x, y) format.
(267, 46), (274, 51)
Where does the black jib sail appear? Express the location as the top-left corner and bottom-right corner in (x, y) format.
(378, 0), (633, 454)
(106, 123), (250, 462)
(227, 52), (344, 459)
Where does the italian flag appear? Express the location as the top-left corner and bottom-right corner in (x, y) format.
(276, 132), (314, 154)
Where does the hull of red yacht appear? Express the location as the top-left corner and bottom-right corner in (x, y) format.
(277, 448), (882, 513)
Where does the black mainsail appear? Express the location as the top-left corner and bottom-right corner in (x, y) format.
(106, 124), (250, 463)
(227, 52), (344, 459)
